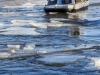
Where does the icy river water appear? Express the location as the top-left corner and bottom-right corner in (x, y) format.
(0, 0), (100, 75)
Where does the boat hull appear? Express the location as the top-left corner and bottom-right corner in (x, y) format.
(44, 8), (72, 12)
(44, 1), (89, 12)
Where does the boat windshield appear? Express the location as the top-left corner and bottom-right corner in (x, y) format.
(62, 0), (72, 4)
(48, 0), (57, 5)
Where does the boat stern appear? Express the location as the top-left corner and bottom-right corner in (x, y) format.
(44, 5), (73, 12)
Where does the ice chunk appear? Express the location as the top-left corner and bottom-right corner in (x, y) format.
(7, 45), (21, 50)
(38, 55), (85, 63)
(23, 43), (35, 50)
(3, 3), (35, 8)
(0, 27), (40, 35)
(36, 50), (47, 54)
(0, 52), (11, 57)
(22, 3), (36, 8)
(92, 58), (100, 68)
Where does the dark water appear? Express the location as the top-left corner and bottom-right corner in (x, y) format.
(0, 0), (100, 75)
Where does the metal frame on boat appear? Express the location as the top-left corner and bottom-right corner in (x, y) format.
(44, 0), (89, 12)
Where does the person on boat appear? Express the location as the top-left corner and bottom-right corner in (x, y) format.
(48, 0), (57, 5)
(62, 0), (71, 4)
(75, 0), (83, 3)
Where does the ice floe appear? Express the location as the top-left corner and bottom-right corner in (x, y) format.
(3, 2), (35, 8)
(0, 52), (11, 57)
(38, 55), (85, 64)
(0, 27), (40, 35)
(23, 43), (35, 51)
(92, 58), (100, 68)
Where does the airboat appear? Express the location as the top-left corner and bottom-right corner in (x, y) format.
(44, 0), (89, 12)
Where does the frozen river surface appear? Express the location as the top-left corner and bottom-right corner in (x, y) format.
(0, 0), (100, 75)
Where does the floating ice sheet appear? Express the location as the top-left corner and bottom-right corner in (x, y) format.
(38, 55), (85, 64)
(3, 3), (36, 8)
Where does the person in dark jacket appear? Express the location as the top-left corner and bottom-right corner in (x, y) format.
(62, 0), (72, 4)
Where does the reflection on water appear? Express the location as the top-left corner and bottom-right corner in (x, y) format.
(44, 9), (88, 21)
(43, 10), (88, 37)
